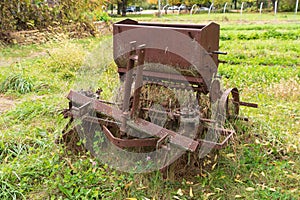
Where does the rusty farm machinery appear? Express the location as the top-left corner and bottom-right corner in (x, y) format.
(62, 19), (257, 174)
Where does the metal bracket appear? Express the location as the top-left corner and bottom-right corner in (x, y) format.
(71, 101), (92, 117)
(156, 133), (170, 150)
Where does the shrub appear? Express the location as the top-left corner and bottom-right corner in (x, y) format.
(0, 74), (34, 94)
(0, 0), (104, 31)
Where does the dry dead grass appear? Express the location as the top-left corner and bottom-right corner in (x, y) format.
(0, 95), (15, 113)
(268, 78), (300, 101)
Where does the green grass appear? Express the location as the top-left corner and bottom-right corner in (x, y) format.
(0, 74), (34, 94)
(0, 13), (299, 199)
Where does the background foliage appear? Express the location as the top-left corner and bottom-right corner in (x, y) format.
(0, 0), (103, 31)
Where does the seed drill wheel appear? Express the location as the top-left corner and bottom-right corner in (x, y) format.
(219, 88), (240, 119)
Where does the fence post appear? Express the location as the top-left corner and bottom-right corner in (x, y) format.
(223, 2), (228, 14)
(240, 2), (244, 15)
(274, 0), (278, 15)
(260, 2), (263, 14)
(209, 3), (214, 14)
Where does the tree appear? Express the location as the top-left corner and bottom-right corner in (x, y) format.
(168, 0), (182, 5)
(214, 0), (228, 8)
(279, 0), (295, 11)
(121, 0), (127, 16)
(232, 0), (238, 9)
(185, 0), (210, 6)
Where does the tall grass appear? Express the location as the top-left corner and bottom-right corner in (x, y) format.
(0, 74), (33, 94)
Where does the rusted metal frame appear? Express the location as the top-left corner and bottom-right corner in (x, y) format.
(199, 118), (216, 123)
(131, 44), (146, 119)
(198, 129), (235, 149)
(128, 118), (199, 152)
(118, 67), (205, 85)
(67, 90), (233, 151)
(102, 125), (159, 148)
(70, 101), (92, 118)
(68, 91), (89, 105)
(67, 93), (159, 148)
(116, 19), (216, 31)
(222, 88), (258, 113)
(120, 41), (137, 135)
(97, 99), (121, 105)
(82, 115), (121, 127)
(113, 19), (220, 84)
(219, 88), (240, 117)
(115, 24), (206, 32)
(229, 88), (240, 116)
(66, 70), (200, 151)
(142, 107), (177, 116)
(143, 80), (204, 92)
(204, 125), (235, 136)
(67, 90), (123, 122)
(136, 22), (206, 29)
(128, 117), (233, 150)
(82, 115), (161, 148)
(121, 41), (137, 112)
(140, 106), (232, 135)
(156, 133), (170, 149)
(142, 107), (215, 122)
(235, 101), (258, 108)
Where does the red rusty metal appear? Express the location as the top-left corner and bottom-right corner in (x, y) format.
(67, 90), (198, 151)
(131, 44), (146, 119)
(237, 101), (258, 108)
(113, 19), (220, 93)
(120, 41), (137, 135)
(67, 90), (123, 122)
(102, 125), (159, 148)
(122, 41), (137, 113)
(198, 128), (234, 149)
(113, 19), (220, 67)
(127, 118), (199, 152)
(117, 67), (205, 85)
(220, 87), (240, 117)
(63, 19), (258, 168)
(66, 90), (243, 152)
(218, 88), (258, 118)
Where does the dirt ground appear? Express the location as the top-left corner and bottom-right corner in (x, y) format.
(0, 95), (15, 113)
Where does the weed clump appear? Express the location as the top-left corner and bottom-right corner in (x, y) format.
(0, 74), (33, 94)
(46, 44), (85, 73)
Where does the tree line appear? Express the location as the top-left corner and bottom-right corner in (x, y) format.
(0, 0), (103, 31)
(0, 0), (298, 32)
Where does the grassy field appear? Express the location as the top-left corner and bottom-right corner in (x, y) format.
(115, 11), (300, 23)
(0, 13), (299, 199)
